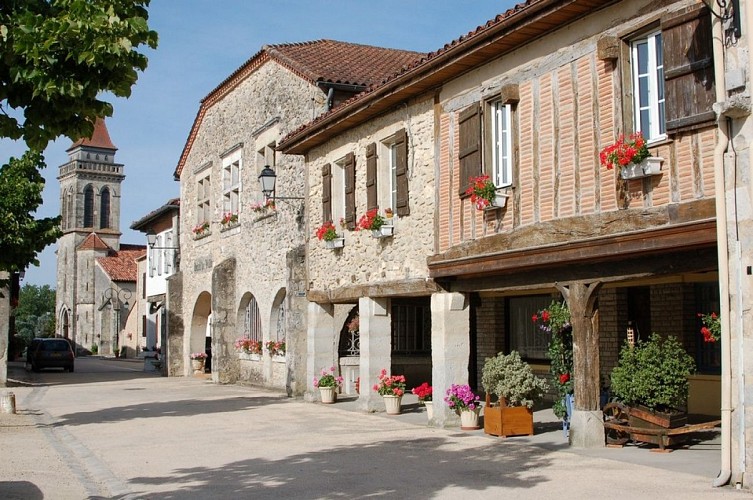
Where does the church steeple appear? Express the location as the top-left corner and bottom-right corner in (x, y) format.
(57, 117), (124, 245)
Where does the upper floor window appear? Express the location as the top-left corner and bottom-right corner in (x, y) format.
(326, 153), (354, 228)
(632, 32), (666, 142)
(83, 185), (94, 228)
(197, 174), (211, 225)
(222, 150), (241, 215)
(490, 100), (513, 188)
(371, 129), (410, 216)
(100, 188), (111, 229)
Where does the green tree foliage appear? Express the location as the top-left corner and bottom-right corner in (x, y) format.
(0, 0), (159, 149)
(0, 151), (61, 272)
(0, 0), (158, 275)
(14, 283), (56, 346)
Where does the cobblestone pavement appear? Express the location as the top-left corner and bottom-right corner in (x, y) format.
(0, 358), (746, 499)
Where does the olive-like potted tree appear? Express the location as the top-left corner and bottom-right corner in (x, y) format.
(609, 333), (695, 445)
(481, 351), (549, 437)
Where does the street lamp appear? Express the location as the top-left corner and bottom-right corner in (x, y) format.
(102, 287), (132, 352)
(146, 230), (180, 249)
(258, 165), (304, 202)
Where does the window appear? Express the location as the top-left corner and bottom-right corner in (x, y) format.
(222, 151), (241, 216)
(695, 283), (721, 373)
(507, 295), (552, 361)
(83, 185), (94, 227)
(66, 190), (74, 229)
(275, 300), (286, 342)
(458, 104), (482, 195)
(100, 188), (111, 229)
(322, 163), (332, 223)
(197, 174), (211, 225)
(163, 231), (173, 274)
(331, 153), (353, 228)
(632, 31), (666, 141)
(490, 101), (513, 188)
(391, 299), (431, 354)
(244, 296), (262, 342)
(373, 128), (410, 215)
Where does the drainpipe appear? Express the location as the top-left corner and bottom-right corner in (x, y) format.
(711, 0), (732, 489)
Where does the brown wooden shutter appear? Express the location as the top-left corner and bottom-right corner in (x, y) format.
(321, 163), (331, 223)
(395, 128), (410, 216)
(344, 152), (356, 229)
(366, 143), (378, 211)
(662, 4), (715, 133)
(458, 103), (482, 196)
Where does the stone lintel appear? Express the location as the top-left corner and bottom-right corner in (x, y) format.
(307, 278), (441, 304)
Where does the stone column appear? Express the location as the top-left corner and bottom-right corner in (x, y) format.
(211, 258), (237, 384)
(306, 301), (336, 402)
(165, 271), (184, 377)
(358, 296), (391, 412)
(431, 292), (470, 427)
(556, 280), (603, 448)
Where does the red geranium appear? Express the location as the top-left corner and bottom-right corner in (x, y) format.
(559, 373), (570, 384)
(599, 132), (650, 170)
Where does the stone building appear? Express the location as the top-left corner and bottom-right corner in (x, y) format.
(55, 119), (144, 354)
(172, 40), (422, 392)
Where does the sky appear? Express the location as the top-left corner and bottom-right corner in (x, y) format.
(2, 0), (519, 287)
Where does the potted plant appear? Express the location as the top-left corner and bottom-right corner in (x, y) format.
(373, 368), (406, 414)
(412, 382), (433, 421)
(533, 301), (573, 436)
(220, 211), (239, 228)
(609, 333), (695, 444)
(234, 337), (262, 358)
(357, 208), (393, 238)
(265, 339), (285, 357)
(113, 347), (120, 359)
(314, 366), (343, 404)
(315, 221), (344, 249)
(190, 352), (207, 373)
(465, 174), (508, 210)
(599, 132), (662, 180)
(481, 351), (549, 437)
(192, 221), (210, 238)
(444, 384), (482, 430)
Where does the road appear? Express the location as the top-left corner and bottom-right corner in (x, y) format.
(0, 357), (746, 499)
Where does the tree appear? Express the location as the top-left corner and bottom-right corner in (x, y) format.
(0, 0), (158, 276)
(14, 283), (56, 348)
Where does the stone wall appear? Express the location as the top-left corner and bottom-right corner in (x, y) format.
(179, 60), (321, 393)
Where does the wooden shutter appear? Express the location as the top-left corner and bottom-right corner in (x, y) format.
(395, 128), (410, 216)
(344, 152), (356, 229)
(366, 143), (378, 211)
(458, 103), (482, 196)
(662, 4), (715, 133)
(321, 163), (331, 223)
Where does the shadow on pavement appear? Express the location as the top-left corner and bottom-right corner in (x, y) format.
(0, 481), (44, 500)
(5, 359), (161, 388)
(126, 436), (562, 499)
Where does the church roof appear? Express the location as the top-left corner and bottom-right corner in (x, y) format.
(174, 40), (424, 178)
(78, 232), (111, 251)
(68, 117), (117, 151)
(97, 246), (146, 282)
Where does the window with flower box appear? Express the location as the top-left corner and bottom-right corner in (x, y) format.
(631, 31), (665, 142)
(244, 295), (262, 343)
(369, 128), (409, 216)
(196, 173), (211, 226)
(222, 148), (241, 216)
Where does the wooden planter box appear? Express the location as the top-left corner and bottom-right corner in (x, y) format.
(628, 405), (687, 448)
(484, 395), (534, 437)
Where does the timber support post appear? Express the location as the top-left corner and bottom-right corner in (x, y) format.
(556, 280), (603, 448)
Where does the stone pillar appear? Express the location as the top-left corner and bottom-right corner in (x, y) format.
(211, 258), (238, 384)
(358, 296), (391, 412)
(556, 281), (603, 448)
(0, 280), (9, 386)
(165, 271), (184, 377)
(431, 292), (470, 427)
(306, 301), (336, 402)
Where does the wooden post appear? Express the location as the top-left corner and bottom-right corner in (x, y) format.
(555, 281), (603, 411)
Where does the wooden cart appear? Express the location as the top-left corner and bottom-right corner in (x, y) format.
(603, 402), (721, 452)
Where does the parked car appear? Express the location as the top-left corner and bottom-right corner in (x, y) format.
(26, 338), (75, 372)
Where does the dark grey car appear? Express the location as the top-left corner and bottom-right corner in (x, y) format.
(26, 338), (75, 372)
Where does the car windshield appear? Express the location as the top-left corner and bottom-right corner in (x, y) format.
(41, 340), (70, 351)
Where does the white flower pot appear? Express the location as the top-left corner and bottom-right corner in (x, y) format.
(620, 157), (663, 180)
(325, 237), (344, 249)
(319, 386), (336, 404)
(460, 408), (481, 430)
(371, 224), (394, 238)
(424, 400), (434, 422)
(383, 395), (402, 415)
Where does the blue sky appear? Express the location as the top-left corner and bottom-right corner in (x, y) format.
(2, 0), (518, 287)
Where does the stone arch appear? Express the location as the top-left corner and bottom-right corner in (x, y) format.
(190, 291), (212, 374)
(270, 288), (286, 342)
(83, 184), (95, 228)
(59, 307), (70, 339)
(338, 305), (360, 395)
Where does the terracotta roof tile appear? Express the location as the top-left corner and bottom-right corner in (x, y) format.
(68, 118), (117, 151)
(174, 40), (424, 178)
(78, 233), (111, 251)
(97, 247), (146, 282)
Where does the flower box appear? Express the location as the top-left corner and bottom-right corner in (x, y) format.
(620, 157), (663, 180)
(371, 224), (394, 238)
(484, 192), (509, 211)
(483, 396), (534, 437)
(325, 237), (345, 249)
